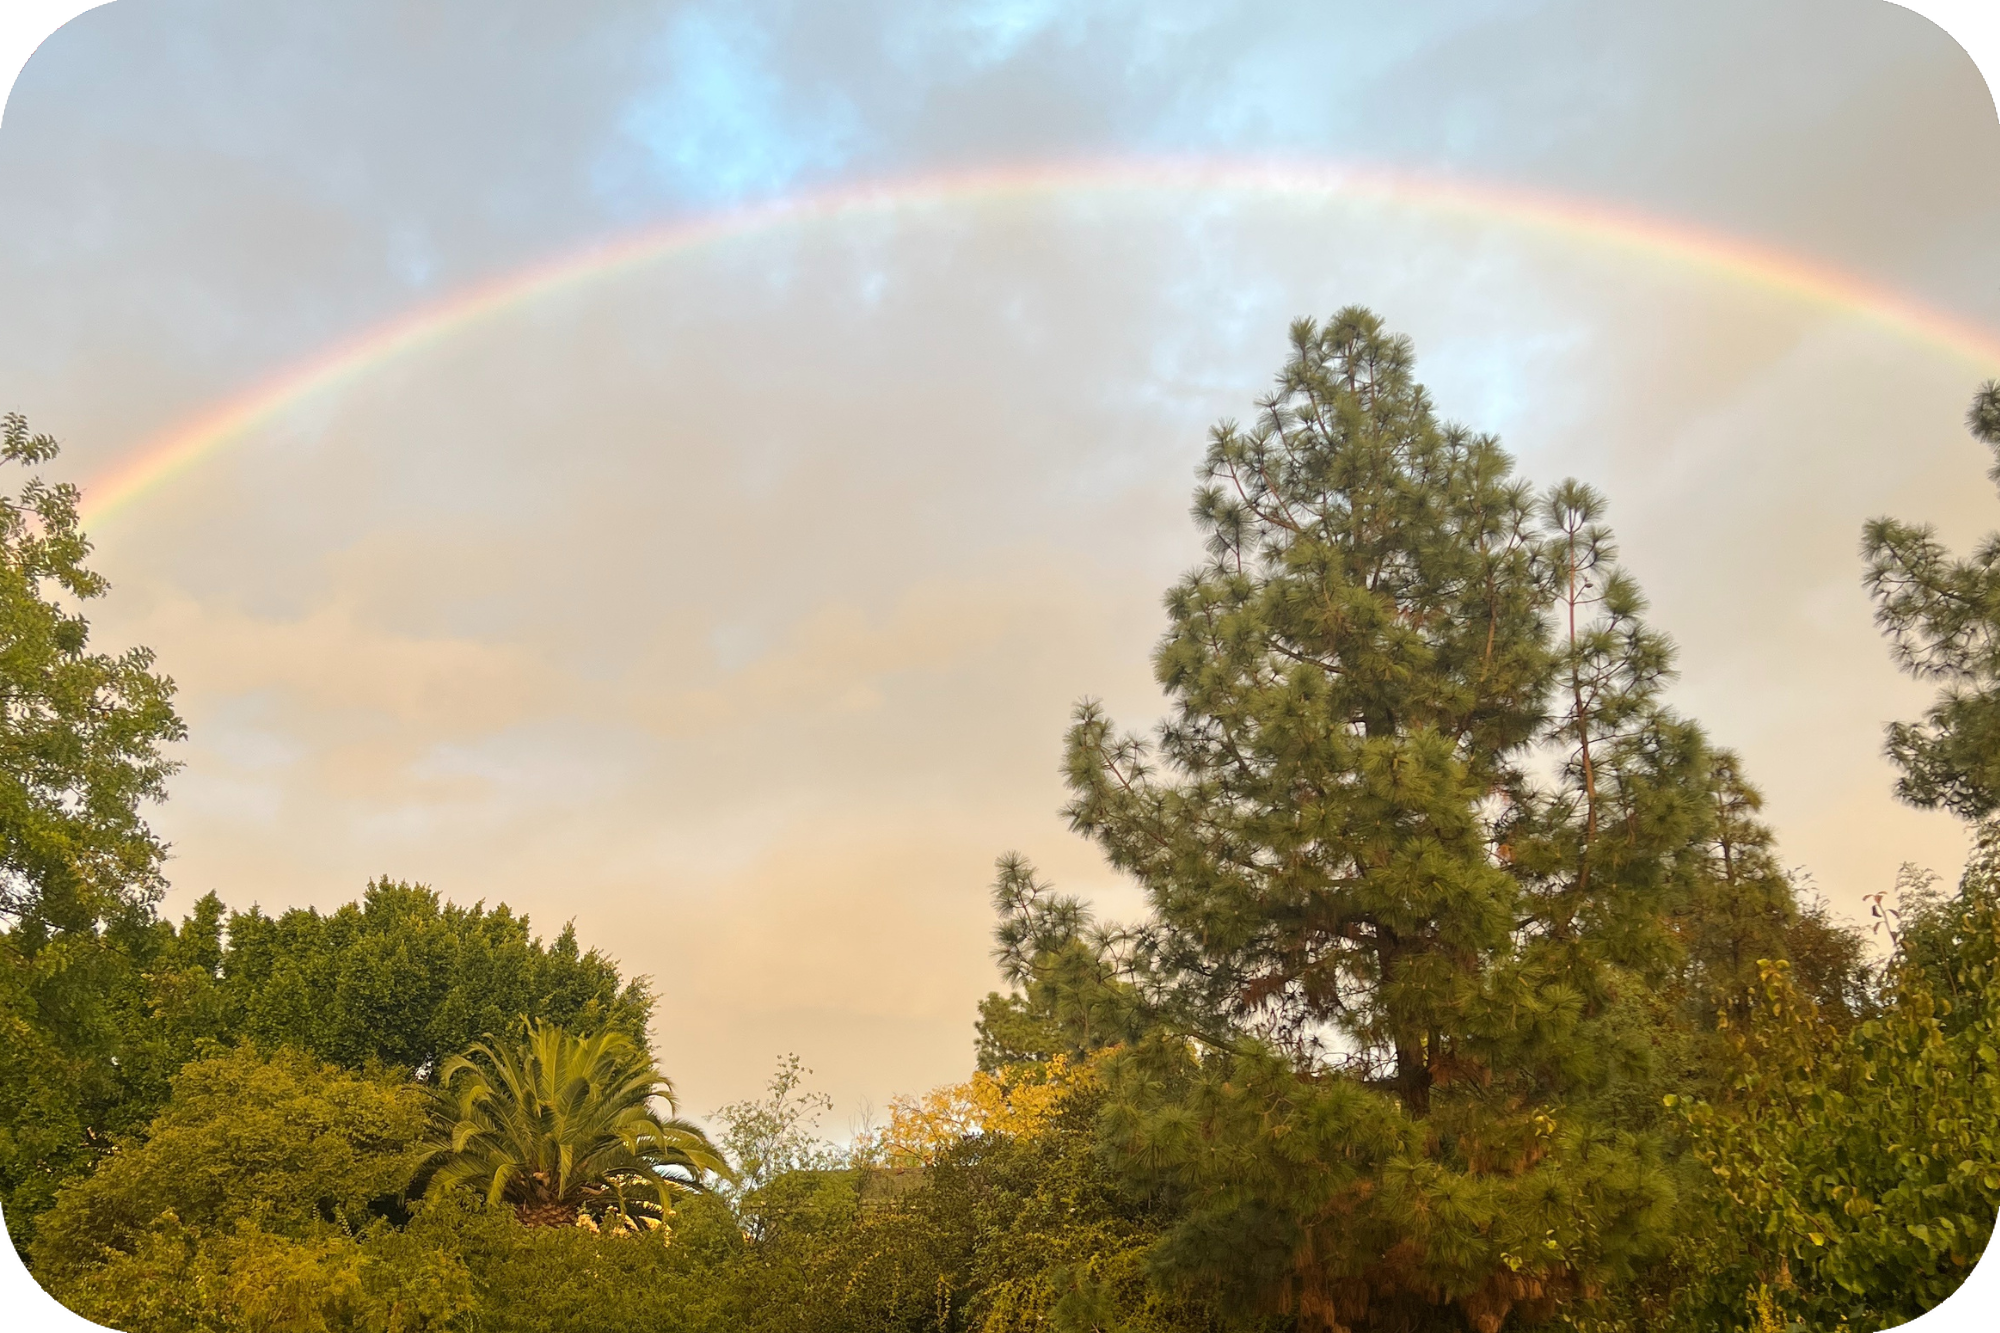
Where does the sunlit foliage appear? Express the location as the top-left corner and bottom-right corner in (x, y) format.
(1657, 839), (2000, 1332)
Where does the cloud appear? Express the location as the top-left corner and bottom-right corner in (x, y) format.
(597, 3), (861, 210)
(132, 591), (563, 733)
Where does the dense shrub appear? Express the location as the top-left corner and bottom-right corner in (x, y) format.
(1659, 852), (2000, 1332)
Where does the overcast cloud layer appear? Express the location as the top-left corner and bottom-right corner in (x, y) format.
(1, 0), (1998, 1125)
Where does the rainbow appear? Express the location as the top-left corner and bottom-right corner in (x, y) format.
(77, 156), (2000, 526)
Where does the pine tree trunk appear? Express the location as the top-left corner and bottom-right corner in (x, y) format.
(1393, 1039), (1432, 1116)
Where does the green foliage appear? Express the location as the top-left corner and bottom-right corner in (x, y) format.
(35, 1175), (748, 1333)
(26, 1039), (742, 1332)
(984, 855), (1150, 1070)
(0, 929), (141, 1238)
(712, 1164), (970, 1333)
(30, 1045), (427, 1278)
(1617, 373), (2000, 1331)
(4, 876), (651, 1251)
(713, 1053), (844, 1210)
(407, 1188), (739, 1333)
(975, 988), (1065, 1072)
(705, 1070), (1246, 1333)
(218, 878), (652, 1075)
(963, 1078), (1252, 1333)
(1665, 853), (2000, 1331)
(1861, 379), (2000, 817)
(1101, 1031), (1682, 1333)
(30, 1045), (436, 1327)
(418, 1019), (726, 1229)
(1671, 753), (1805, 1025)
(0, 412), (185, 939)
(1896, 840), (2000, 1034)
(1661, 757), (1874, 1113)
(28, 1073), (1167, 1333)
(0, 413), (187, 1245)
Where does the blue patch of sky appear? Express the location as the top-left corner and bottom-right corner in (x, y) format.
(588, 0), (1559, 200)
(857, 265), (890, 309)
(1423, 324), (1591, 448)
(892, 0), (1072, 72)
(595, 3), (862, 214)
(385, 224), (437, 290)
(577, 0), (1622, 235)
(1121, 0), (1547, 160)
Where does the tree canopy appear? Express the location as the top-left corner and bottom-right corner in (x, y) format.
(28, 1045), (443, 1332)
(0, 412), (184, 941)
(213, 878), (653, 1076)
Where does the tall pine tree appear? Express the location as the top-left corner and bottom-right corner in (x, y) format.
(991, 311), (1774, 1331)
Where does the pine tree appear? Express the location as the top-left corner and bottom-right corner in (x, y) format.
(1861, 380), (2000, 817)
(994, 311), (1757, 1331)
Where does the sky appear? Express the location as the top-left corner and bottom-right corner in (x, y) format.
(0, 0), (1997, 1132)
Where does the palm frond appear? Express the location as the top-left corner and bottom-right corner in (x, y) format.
(414, 1019), (731, 1230)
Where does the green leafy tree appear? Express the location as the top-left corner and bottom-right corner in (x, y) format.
(712, 1166), (968, 1333)
(210, 877), (652, 1075)
(1861, 379), (2000, 817)
(1, 890), (239, 1251)
(707, 1061), (1246, 1333)
(709, 1052), (862, 1244)
(5, 875), (651, 1250)
(28, 1044), (449, 1331)
(960, 1073), (1249, 1333)
(1665, 846), (2000, 1332)
(0, 412), (185, 938)
(0, 412), (185, 1247)
(26, 1041), (742, 1333)
(418, 1019), (727, 1230)
(713, 1054), (841, 1193)
(993, 310), (1785, 1331)
(1598, 378), (2000, 1330)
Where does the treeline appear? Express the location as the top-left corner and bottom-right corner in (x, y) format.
(2, 878), (648, 1230)
(1, 319), (1996, 1333)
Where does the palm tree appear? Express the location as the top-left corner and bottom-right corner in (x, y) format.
(417, 1020), (729, 1231)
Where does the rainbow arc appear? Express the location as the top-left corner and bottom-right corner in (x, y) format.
(77, 157), (2000, 525)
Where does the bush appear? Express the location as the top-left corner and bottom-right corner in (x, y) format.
(1663, 856), (2000, 1331)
